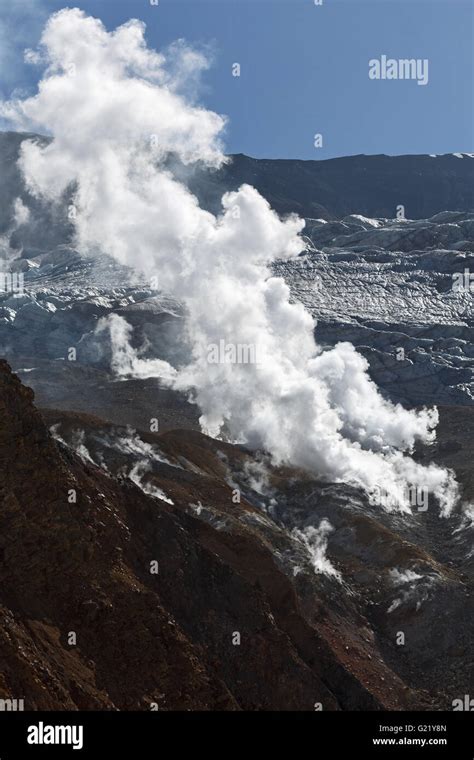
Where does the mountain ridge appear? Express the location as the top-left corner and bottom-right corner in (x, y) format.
(1, 132), (473, 242)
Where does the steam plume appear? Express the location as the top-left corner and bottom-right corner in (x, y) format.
(1, 8), (459, 513)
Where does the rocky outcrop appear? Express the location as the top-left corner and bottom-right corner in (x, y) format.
(1, 132), (474, 246)
(0, 360), (235, 709)
(0, 360), (456, 711)
(0, 361), (472, 709)
(189, 152), (474, 221)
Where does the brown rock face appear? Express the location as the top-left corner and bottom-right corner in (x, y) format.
(0, 360), (235, 709)
(0, 360), (461, 710)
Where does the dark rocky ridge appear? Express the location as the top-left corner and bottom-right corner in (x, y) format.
(189, 152), (474, 221)
(0, 360), (472, 710)
(1, 132), (474, 249)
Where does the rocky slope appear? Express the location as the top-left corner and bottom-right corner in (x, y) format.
(189, 151), (474, 221)
(2, 133), (473, 239)
(0, 361), (472, 710)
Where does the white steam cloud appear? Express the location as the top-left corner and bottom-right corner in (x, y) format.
(1, 8), (460, 513)
(292, 520), (342, 581)
(96, 313), (177, 382)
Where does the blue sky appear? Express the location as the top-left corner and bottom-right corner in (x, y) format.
(1, 0), (473, 159)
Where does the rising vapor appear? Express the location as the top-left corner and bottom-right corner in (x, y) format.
(1, 8), (460, 513)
